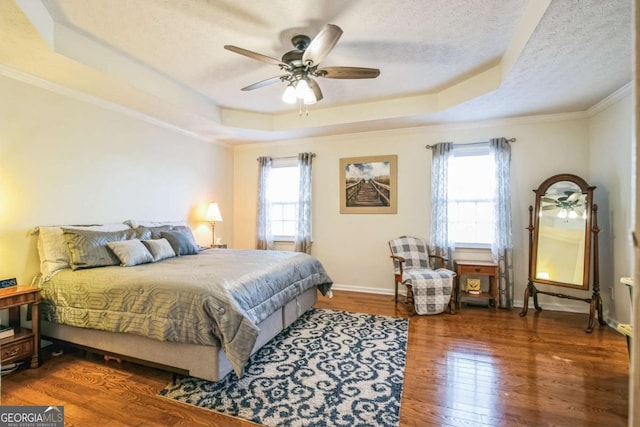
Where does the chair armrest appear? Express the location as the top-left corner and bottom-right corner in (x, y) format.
(390, 255), (406, 263)
(390, 255), (405, 276)
(428, 254), (447, 269)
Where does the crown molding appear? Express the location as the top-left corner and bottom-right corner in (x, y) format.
(587, 81), (633, 116)
(0, 64), (232, 147)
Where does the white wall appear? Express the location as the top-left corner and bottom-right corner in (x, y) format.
(0, 75), (233, 286)
(589, 91), (634, 324)
(233, 115), (593, 311)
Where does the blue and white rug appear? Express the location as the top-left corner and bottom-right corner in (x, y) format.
(158, 308), (408, 427)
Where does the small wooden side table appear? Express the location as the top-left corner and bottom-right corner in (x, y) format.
(455, 261), (499, 312)
(0, 286), (41, 368)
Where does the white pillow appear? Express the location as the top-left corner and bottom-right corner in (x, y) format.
(124, 220), (187, 229)
(36, 223), (131, 279)
(142, 238), (176, 262)
(107, 239), (154, 267)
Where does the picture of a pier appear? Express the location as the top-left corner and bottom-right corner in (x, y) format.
(340, 155), (397, 214)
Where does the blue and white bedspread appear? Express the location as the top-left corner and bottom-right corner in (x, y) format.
(35, 249), (333, 376)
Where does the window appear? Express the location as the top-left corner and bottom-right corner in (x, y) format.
(269, 159), (299, 240)
(448, 145), (495, 247)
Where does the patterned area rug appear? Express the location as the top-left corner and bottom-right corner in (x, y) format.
(158, 308), (408, 427)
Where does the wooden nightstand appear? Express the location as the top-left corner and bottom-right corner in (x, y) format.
(455, 261), (499, 312)
(0, 286), (41, 368)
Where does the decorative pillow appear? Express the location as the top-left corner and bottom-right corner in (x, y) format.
(63, 228), (137, 270)
(160, 230), (199, 256)
(137, 225), (174, 239)
(172, 225), (198, 241)
(107, 239), (154, 267)
(142, 238), (176, 262)
(124, 220), (187, 229)
(36, 223), (132, 279)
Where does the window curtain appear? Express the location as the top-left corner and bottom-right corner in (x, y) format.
(294, 152), (314, 254)
(256, 156), (273, 250)
(429, 142), (455, 269)
(490, 137), (514, 308)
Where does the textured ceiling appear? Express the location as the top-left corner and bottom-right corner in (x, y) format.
(1, 0), (633, 144)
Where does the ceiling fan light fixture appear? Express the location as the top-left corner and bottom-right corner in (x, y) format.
(295, 78), (312, 100)
(282, 84), (297, 104)
(303, 92), (317, 105)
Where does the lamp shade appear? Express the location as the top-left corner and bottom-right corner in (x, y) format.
(282, 84), (297, 104)
(205, 202), (223, 222)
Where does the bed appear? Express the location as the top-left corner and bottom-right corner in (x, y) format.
(32, 223), (333, 382)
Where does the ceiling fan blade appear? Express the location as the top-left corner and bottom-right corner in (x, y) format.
(307, 78), (323, 102)
(541, 206), (558, 211)
(302, 24), (343, 67)
(541, 197), (557, 204)
(318, 66), (380, 79)
(224, 45), (289, 68)
(566, 192), (581, 202)
(241, 76), (286, 91)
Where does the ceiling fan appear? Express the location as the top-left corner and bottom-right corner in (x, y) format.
(541, 191), (586, 219)
(224, 24), (380, 107)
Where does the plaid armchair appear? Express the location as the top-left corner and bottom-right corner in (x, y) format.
(388, 236), (455, 315)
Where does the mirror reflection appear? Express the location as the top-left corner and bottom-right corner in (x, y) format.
(535, 181), (587, 286)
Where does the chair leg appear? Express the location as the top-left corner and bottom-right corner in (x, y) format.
(394, 281), (399, 303)
(406, 285), (416, 316)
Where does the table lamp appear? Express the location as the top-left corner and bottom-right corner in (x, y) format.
(205, 202), (223, 247)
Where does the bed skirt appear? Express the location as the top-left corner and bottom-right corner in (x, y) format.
(41, 287), (318, 382)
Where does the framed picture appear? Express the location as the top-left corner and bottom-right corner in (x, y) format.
(340, 155), (397, 214)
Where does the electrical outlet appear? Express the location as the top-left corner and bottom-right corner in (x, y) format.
(611, 286), (615, 300)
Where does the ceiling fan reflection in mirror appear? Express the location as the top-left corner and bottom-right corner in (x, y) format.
(540, 191), (586, 219)
(224, 24), (380, 114)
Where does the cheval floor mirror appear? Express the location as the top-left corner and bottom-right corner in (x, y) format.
(519, 173), (606, 333)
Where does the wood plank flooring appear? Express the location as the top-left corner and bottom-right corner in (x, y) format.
(0, 290), (630, 426)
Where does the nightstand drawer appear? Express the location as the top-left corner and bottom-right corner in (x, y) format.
(458, 265), (497, 275)
(1, 335), (33, 364)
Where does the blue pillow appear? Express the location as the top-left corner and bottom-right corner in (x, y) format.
(160, 230), (199, 256)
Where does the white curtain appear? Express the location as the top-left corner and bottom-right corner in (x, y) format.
(490, 137), (514, 308)
(429, 142), (455, 268)
(256, 156), (273, 250)
(294, 152), (314, 254)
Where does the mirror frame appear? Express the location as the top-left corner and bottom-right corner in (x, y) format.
(530, 173), (595, 290)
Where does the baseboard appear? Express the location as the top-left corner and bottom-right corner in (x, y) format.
(330, 285), (593, 314)
(512, 299), (590, 314)
(329, 283), (396, 296)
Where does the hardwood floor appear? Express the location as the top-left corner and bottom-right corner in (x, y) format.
(0, 290), (629, 426)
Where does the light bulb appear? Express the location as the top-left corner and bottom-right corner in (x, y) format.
(296, 79), (311, 99)
(568, 210), (578, 219)
(558, 208), (568, 219)
(303, 91), (317, 105)
(282, 84), (296, 104)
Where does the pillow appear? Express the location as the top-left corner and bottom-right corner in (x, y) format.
(63, 228), (137, 270)
(137, 225), (174, 239)
(107, 239), (154, 267)
(142, 238), (176, 261)
(36, 223), (132, 279)
(160, 230), (199, 256)
(124, 220), (187, 229)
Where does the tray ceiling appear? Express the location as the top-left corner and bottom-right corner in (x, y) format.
(1, 0), (632, 144)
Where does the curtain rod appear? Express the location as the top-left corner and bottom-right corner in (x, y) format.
(425, 138), (516, 150)
(256, 153), (316, 161)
